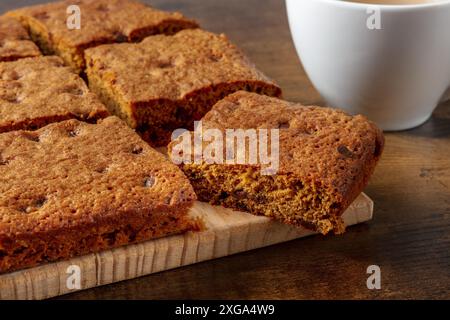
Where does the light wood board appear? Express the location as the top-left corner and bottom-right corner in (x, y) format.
(0, 193), (373, 300)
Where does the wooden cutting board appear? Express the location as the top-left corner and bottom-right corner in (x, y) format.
(0, 193), (373, 300)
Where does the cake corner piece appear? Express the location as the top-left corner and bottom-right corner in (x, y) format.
(0, 15), (41, 62)
(0, 55), (109, 134)
(0, 116), (199, 274)
(6, 0), (199, 73)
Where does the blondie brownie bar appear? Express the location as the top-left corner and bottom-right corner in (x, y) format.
(0, 15), (40, 62)
(85, 29), (282, 147)
(168, 92), (384, 235)
(7, 0), (198, 72)
(0, 56), (108, 133)
(0, 116), (199, 273)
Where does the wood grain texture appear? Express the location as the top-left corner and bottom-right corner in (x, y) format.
(0, 194), (372, 300)
(1, 0), (449, 300)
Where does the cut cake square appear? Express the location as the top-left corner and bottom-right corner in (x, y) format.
(0, 56), (108, 133)
(0, 15), (41, 62)
(168, 91), (384, 235)
(0, 116), (199, 273)
(85, 29), (282, 146)
(7, 0), (198, 72)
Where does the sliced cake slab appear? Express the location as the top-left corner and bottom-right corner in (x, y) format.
(7, 0), (198, 72)
(0, 56), (108, 133)
(85, 29), (282, 146)
(168, 91), (384, 235)
(0, 116), (199, 273)
(0, 15), (41, 62)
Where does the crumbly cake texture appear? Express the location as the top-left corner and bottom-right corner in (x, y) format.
(85, 29), (282, 147)
(0, 56), (109, 133)
(0, 116), (199, 273)
(168, 92), (384, 235)
(7, 0), (198, 72)
(0, 15), (41, 62)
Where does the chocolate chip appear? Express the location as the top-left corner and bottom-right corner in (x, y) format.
(17, 206), (27, 213)
(62, 85), (84, 96)
(33, 11), (50, 20)
(95, 167), (108, 174)
(218, 191), (229, 200)
(1, 70), (20, 81)
(68, 128), (80, 137)
(337, 145), (353, 158)
(1, 94), (22, 103)
(255, 194), (267, 203)
(330, 202), (341, 210)
(12, 247), (26, 255)
(293, 180), (304, 190)
(233, 190), (248, 199)
(96, 4), (109, 12)
(104, 230), (119, 245)
(255, 86), (265, 94)
(131, 145), (143, 155)
(144, 176), (156, 188)
(113, 31), (127, 42)
(4, 82), (22, 90)
(236, 202), (248, 211)
(244, 83), (254, 91)
(208, 54), (222, 62)
(164, 195), (172, 205)
(278, 121), (290, 129)
(0, 155), (7, 166)
(22, 197), (47, 214)
(34, 197), (47, 208)
(22, 133), (40, 142)
(156, 60), (174, 69)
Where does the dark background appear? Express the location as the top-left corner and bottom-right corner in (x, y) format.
(1, 0), (449, 299)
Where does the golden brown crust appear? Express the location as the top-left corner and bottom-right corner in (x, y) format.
(0, 15), (41, 62)
(7, 0), (198, 72)
(200, 91), (384, 201)
(0, 116), (198, 273)
(86, 29), (280, 103)
(0, 56), (109, 133)
(169, 92), (384, 234)
(85, 29), (282, 146)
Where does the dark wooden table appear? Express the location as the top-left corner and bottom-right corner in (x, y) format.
(2, 0), (449, 300)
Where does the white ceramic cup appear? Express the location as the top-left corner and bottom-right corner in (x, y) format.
(286, 0), (450, 131)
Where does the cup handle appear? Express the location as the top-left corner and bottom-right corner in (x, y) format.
(441, 87), (450, 103)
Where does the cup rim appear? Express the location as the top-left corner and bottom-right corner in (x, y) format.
(310, 0), (450, 10)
